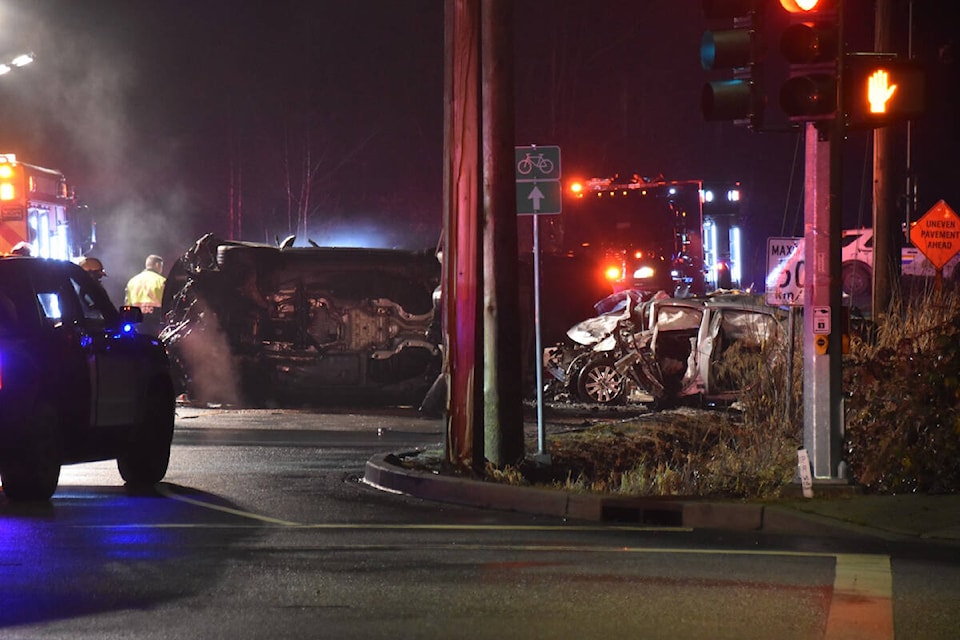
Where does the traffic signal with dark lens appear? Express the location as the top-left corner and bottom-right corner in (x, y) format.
(699, 0), (765, 127)
(777, 0), (840, 121)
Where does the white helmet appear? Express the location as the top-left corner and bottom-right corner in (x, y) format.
(78, 256), (107, 280)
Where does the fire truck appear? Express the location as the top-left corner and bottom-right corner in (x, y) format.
(0, 154), (92, 260)
(516, 174), (744, 350)
(526, 174), (743, 297)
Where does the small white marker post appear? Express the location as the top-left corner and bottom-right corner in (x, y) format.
(797, 447), (815, 498)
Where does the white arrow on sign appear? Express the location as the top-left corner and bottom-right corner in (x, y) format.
(527, 185), (544, 212)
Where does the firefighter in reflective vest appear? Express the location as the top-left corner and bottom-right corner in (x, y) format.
(125, 254), (166, 334)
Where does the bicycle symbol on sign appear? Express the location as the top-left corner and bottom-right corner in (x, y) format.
(516, 153), (555, 176)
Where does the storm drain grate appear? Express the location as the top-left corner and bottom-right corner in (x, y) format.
(601, 504), (683, 526)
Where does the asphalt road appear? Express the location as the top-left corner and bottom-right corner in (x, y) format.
(0, 406), (957, 639)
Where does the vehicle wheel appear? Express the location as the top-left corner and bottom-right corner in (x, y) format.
(842, 261), (872, 297)
(0, 405), (61, 502)
(118, 384), (175, 486)
(576, 359), (626, 405)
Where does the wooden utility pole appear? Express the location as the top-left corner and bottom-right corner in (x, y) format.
(872, 0), (899, 318)
(442, 0), (524, 472)
(480, 0), (524, 467)
(443, 0), (483, 472)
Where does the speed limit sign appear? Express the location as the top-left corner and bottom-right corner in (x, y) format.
(766, 237), (804, 306)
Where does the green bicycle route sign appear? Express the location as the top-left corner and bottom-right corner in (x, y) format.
(515, 145), (561, 215)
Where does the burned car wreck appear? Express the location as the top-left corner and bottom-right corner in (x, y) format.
(160, 234), (441, 407)
(543, 291), (787, 408)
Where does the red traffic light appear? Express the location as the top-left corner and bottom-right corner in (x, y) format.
(776, 0), (839, 121)
(779, 0), (832, 13)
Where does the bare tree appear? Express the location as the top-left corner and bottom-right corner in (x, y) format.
(275, 106), (378, 243)
(225, 88), (382, 246)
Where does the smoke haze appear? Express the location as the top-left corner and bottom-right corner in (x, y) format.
(0, 2), (204, 302)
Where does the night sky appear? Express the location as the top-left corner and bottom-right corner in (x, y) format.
(0, 1), (956, 298)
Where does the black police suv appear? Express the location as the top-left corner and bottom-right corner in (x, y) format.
(0, 256), (175, 501)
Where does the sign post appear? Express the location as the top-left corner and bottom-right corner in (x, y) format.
(802, 121), (844, 481)
(516, 144), (560, 460)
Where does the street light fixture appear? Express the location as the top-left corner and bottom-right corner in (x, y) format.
(0, 52), (35, 76)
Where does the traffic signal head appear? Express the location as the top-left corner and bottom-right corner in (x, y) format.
(776, 0), (840, 121)
(779, 0), (830, 13)
(699, 0), (765, 127)
(844, 56), (926, 128)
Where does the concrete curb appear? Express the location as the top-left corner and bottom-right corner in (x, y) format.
(365, 454), (960, 543)
(364, 453), (791, 531)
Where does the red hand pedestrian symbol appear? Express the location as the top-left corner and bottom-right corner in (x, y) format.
(868, 69), (897, 114)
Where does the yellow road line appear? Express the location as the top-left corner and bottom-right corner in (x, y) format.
(154, 484), (691, 531)
(155, 484), (300, 526)
(824, 554), (894, 640)
(155, 484), (894, 638)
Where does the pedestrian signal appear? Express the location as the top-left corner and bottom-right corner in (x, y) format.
(845, 55), (925, 129)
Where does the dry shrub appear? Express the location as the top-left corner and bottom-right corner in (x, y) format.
(485, 461), (528, 486)
(482, 285), (960, 497)
(544, 396), (800, 499)
(701, 324), (803, 497)
(844, 284), (960, 493)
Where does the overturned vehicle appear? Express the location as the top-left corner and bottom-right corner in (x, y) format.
(160, 234), (441, 407)
(544, 291), (787, 408)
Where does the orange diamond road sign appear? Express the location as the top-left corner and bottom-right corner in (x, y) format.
(910, 200), (960, 270)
